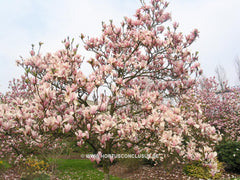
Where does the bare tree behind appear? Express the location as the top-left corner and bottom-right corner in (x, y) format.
(215, 65), (227, 92)
(235, 56), (240, 83)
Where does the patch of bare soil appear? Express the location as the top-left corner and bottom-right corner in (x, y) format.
(99, 163), (240, 180)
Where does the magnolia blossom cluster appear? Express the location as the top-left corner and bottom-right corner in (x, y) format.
(82, 0), (201, 98)
(0, 0), (221, 177)
(187, 77), (240, 141)
(0, 91), (66, 162)
(179, 94), (222, 175)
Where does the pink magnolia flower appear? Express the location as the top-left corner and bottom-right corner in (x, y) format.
(100, 135), (106, 144)
(90, 106), (98, 115)
(3, 121), (12, 131)
(30, 50), (35, 56)
(194, 152), (201, 161)
(89, 156), (95, 162)
(117, 130), (122, 137)
(75, 130), (83, 140)
(207, 152), (217, 160)
(65, 41), (70, 48)
(44, 117), (55, 127)
(95, 157), (101, 164)
(0, 118), (3, 126)
(65, 91), (78, 103)
(99, 102), (108, 111)
(134, 146), (140, 155)
(173, 21), (179, 29)
(55, 115), (62, 125)
(77, 140), (84, 146)
(127, 143), (132, 148)
(110, 156), (114, 163)
(98, 151), (102, 158)
(63, 124), (71, 133)
(31, 130), (38, 139)
(23, 125), (31, 136)
(87, 123), (91, 131)
(84, 131), (89, 139)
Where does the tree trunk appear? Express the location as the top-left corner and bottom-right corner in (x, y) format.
(104, 173), (110, 180)
(103, 158), (110, 180)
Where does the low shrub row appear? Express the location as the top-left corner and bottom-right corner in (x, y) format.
(216, 140), (240, 172)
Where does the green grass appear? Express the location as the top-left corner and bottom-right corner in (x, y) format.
(55, 159), (125, 180)
(0, 158), (125, 180)
(0, 160), (11, 169)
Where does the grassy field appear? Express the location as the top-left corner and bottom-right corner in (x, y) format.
(0, 158), (125, 180)
(55, 159), (124, 180)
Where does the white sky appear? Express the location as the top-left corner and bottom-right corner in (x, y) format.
(0, 0), (240, 93)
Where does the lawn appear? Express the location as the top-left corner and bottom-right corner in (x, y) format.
(0, 158), (125, 180)
(55, 159), (124, 180)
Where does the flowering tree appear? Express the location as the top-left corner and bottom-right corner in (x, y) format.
(0, 0), (221, 179)
(0, 77), (33, 161)
(0, 77), (66, 166)
(187, 77), (240, 142)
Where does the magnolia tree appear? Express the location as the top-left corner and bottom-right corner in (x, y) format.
(0, 77), (67, 166)
(0, 0), (221, 178)
(186, 77), (240, 141)
(0, 78), (34, 161)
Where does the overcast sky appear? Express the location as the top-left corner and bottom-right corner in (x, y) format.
(0, 0), (240, 93)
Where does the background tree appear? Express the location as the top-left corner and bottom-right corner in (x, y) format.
(186, 77), (240, 142)
(235, 56), (240, 83)
(215, 65), (227, 92)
